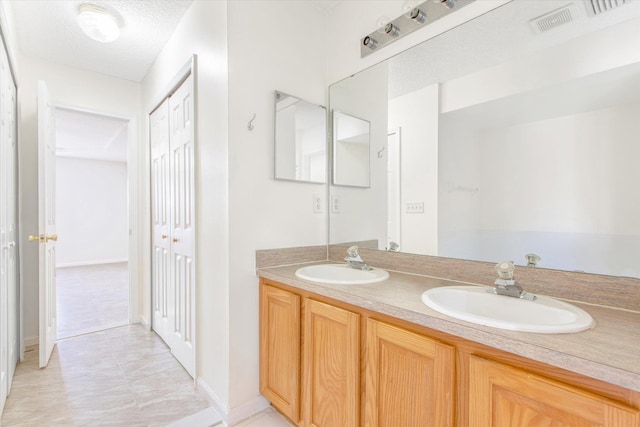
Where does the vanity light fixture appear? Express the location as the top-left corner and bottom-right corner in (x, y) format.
(77, 4), (120, 43)
(361, 0), (475, 58)
(363, 36), (378, 50)
(384, 22), (401, 37)
(434, 0), (457, 9)
(407, 7), (427, 24)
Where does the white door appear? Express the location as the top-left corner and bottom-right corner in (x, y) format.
(0, 43), (18, 401)
(150, 99), (171, 344)
(168, 75), (195, 377)
(6, 74), (17, 385)
(0, 50), (8, 415)
(150, 74), (196, 377)
(0, 39), (17, 413)
(36, 81), (57, 368)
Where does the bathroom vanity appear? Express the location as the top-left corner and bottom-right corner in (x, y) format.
(258, 263), (640, 427)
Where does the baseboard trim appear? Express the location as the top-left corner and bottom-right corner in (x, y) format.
(139, 315), (151, 331)
(56, 258), (128, 268)
(24, 336), (38, 347)
(196, 378), (270, 426)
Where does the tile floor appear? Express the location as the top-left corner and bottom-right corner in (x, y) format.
(1, 325), (212, 426)
(3, 261), (293, 426)
(231, 407), (294, 427)
(57, 262), (130, 339)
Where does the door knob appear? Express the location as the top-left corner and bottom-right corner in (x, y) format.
(161, 234), (168, 239)
(172, 238), (179, 243)
(28, 234), (57, 243)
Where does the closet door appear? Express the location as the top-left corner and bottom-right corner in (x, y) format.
(0, 37), (16, 412)
(168, 74), (195, 377)
(150, 99), (172, 346)
(0, 42), (8, 413)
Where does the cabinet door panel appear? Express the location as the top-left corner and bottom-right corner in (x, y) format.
(469, 356), (640, 427)
(365, 319), (455, 427)
(303, 299), (359, 427)
(260, 284), (301, 422)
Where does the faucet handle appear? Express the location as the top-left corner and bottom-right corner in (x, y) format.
(495, 261), (515, 280)
(346, 246), (360, 258)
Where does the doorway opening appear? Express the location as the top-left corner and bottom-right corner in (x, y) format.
(54, 107), (130, 339)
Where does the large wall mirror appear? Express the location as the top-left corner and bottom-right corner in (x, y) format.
(329, 0), (640, 278)
(274, 91), (327, 183)
(333, 111), (371, 187)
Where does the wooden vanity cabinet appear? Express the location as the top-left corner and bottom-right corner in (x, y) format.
(260, 281), (360, 427)
(259, 284), (301, 422)
(365, 319), (455, 426)
(259, 278), (640, 427)
(468, 356), (640, 427)
(303, 299), (360, 426)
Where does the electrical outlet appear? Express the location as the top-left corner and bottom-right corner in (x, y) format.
(406, 202), (424, 213)
(331, 195), (340, 214)
(313, 194), (323, 214)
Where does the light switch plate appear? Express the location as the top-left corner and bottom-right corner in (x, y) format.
(313, 194), (323, 214)
(331, 195), (340, 214)
(406, 202), (424, 213)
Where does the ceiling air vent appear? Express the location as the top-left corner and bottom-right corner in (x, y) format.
(529, 5), (575, 34)
(585, 0), (629, 16)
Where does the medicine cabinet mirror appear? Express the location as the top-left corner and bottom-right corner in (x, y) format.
(332, 111), (371, 188)
(274, 91), (327, 183)
(328, 0), (640, 279)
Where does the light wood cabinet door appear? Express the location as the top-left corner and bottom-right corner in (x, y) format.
(260, 284), (301, 422)
(469, 356), (640, 427)
(365, 319), (455, 427)
(303, 299), (360, 427)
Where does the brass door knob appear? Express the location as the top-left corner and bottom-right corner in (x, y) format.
(161, 234), (168, 239)
(28, 234), (57, 242)
(172, 238), (179, 243)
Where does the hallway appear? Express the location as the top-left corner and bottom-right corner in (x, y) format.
(57, 262), (129, 339)
(0, 325), (211, 426)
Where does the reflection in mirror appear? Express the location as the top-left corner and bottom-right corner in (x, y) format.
(274, 91), (327, 183)
(329, 0), (640, 278)
(333, 111), (371, 187)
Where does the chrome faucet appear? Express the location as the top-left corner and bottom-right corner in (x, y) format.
(525, 253), (541, 267)
(344, 246), (372, 271)
(386, 241), (399, 252)
(493, 261), (536, 301)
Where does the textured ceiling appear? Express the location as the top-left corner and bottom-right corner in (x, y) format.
(9, 0), (193, 82)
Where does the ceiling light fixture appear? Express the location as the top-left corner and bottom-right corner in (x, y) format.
(77, 4), (120, 43)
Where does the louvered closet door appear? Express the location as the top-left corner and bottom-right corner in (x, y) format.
(150, 98), (172, 346)
(168, 74), (195, 377)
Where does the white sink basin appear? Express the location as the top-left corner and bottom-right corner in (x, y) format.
(295, 264), (389, 285)
(421, 286), (594, 333)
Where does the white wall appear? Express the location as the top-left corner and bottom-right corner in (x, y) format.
(140, 0), (231, 411)
(388, 84), (439, 255)
(475, 103), (640, 276)
(227, 0), (327, 416)
(438, 121), (481, 260)
(17, 54), (141, 344)
(55, 157), (128, 267)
